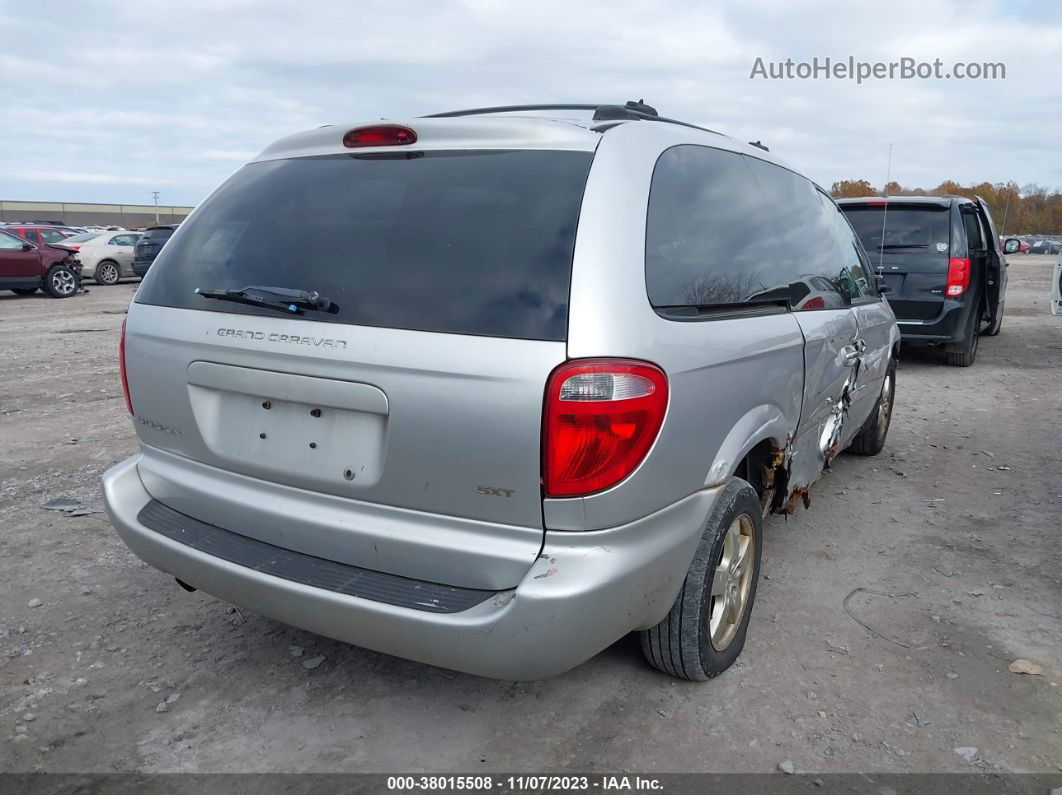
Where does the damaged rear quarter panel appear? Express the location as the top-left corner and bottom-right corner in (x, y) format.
(561, 309), (807, 530)
(783, 307), (863, 507)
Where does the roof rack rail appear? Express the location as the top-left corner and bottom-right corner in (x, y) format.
(424, 103), (600, 118)
(423, 100), (722, 137)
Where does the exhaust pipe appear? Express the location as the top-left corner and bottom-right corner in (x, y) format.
(175, 578), (197, 593)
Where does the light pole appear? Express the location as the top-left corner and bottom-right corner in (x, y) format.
(152, 191), (160, 224)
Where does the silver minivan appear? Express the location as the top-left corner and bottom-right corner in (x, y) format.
(103, 102), (899, 680)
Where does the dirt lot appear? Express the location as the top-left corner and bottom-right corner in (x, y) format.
(1, 257), (1060, 775)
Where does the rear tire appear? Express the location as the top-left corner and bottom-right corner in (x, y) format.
(43, 264), (79, 298)
(847, 358), (895, 456)
(11, 287), (38, 295)
(640, 478), (763, 681)
(95, 260), (121, 285)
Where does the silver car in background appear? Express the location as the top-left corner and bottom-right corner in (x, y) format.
(103, 102), (899, 680)
(62, 230), (142, 284)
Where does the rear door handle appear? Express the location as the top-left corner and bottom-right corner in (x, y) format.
(841, 346), (861, 366)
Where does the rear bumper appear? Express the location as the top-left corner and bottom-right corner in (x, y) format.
(102, 454), (718, 679)
(896, 299), (971, 344)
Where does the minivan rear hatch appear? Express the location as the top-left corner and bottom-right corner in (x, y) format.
(842, 202), (953, 321)
(134, 226), (175, 263)
(127, 144), (594, 589)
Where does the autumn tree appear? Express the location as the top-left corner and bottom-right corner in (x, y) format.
(933, 180), (969, 197)
(830, 179), (876, 198)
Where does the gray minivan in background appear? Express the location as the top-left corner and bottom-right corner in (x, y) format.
(103, 102), (899, 680)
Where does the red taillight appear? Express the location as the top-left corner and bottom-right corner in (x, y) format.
(342, 124), (417, 148)
(543, 359), (668, 497)
(119, 318), (133, 415)
(946, 257), (971, 297)
(67, 244), (81, 250)
(865, 201), (887, 207)
(801, 295), (826, 310)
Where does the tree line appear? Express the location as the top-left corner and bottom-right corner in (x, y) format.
(829, 179), (1062, 235)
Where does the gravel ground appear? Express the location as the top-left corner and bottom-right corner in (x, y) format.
(1, 258), (1060, 775)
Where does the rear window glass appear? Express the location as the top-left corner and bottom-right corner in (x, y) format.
(842, 205), (951, 257)
(62, 232), (104, 243)
(135, 150), (593, 341)
(140, 228), (175, 244)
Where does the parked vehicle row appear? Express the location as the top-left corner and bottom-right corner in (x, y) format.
(2, 224), (179, 296)
(2, 224), (82, 246)
(1028, 238), (1062, 255)
(2, 221), (132, 234)
(993, 236), (1062, 255)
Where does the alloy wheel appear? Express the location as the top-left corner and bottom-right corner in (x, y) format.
(709, 513), (756, 651)
(876, 371), (894, 437)
(51, 269), (76, 295)
(98, 262), (119, 284)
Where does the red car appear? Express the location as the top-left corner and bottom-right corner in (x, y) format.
(0, 228), (82, 297)
(3, 224), (79, 247)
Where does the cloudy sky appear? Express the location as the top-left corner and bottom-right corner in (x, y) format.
(2, 0), (1059, 206)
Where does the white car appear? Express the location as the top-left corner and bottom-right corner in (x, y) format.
(61, 231), (142, 284)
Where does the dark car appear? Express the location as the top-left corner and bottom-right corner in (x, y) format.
(132, 225), (178, 277)
(0, 228), (82, 297)
(838, 196), (1010, 366)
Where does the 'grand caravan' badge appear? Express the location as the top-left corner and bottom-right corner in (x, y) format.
(216, 328), (349, 350)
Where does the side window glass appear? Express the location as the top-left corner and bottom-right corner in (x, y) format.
(962, 211), (985, 250)
(39, 229), (65, 243)
(819, 191), (877, 300)
(21, 230), (39, 245)
(0, 232), (25, 249)
(744, 158), (850, 310)
(645, 145), (786, 310)
(976, 204), (1000, 250)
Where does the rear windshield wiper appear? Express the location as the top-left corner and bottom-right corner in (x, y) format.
(194, 285), (338, 315)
